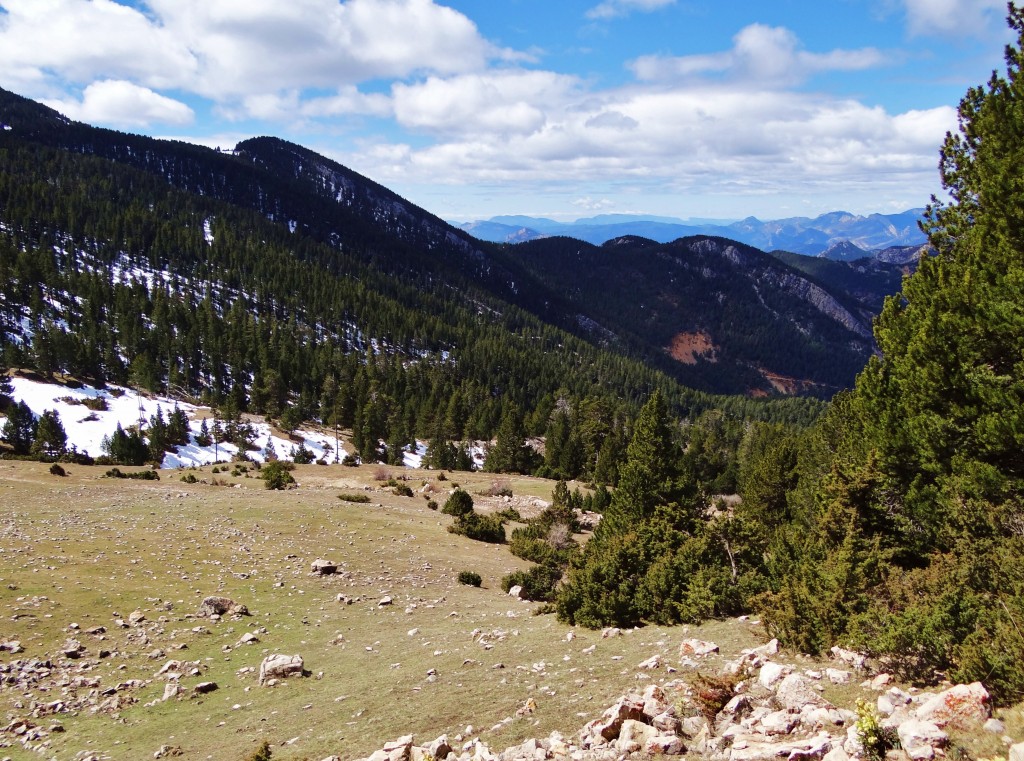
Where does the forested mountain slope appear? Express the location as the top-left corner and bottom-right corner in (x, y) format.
(0, 87), (902, 400)
(0, 86), (826, 474)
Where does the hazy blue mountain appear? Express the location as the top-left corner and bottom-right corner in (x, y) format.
(458, 209), (927, 257)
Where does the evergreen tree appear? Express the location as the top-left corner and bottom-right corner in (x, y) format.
(1, 401), (36, 454)
(484, 404), (537, 474)
(0, 368), (12, 410)
(32, 409), (67, 458)
(102, 423), (150, 465)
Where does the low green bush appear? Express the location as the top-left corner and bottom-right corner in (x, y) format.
(458, 571), (482, 587)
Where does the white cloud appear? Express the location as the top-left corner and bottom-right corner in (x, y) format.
(0, 0), (197, 93)
(392, 70), (579, 136)
(586, 0), (675, 21)
(338, 75), (956, 212)
(572, 197), (616, 211)
(630, 23), (886, 86)
(901, 0), (1004, 37)
(0, 0), (501, 117)
(44, 79), (194, 127)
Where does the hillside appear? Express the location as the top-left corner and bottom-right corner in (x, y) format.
(0, 86), (900, 405)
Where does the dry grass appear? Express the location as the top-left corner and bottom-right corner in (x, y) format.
(3, 461), (1017, 761)
(0, 461), (765, 760)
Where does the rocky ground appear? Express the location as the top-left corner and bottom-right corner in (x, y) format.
(353, 637), (1023, 761)
(0, 461), (1021, 761)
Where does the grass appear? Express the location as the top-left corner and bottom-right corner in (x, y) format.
(0, 460), (760, 761)
(1, 460), (1018, 761)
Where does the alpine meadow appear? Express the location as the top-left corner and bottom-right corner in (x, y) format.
(1, 3), (1024, 761)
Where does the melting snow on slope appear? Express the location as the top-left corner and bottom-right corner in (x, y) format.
(3, 376), (344, 469)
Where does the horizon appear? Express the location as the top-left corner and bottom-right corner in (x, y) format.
(0, 1), (1012, 221)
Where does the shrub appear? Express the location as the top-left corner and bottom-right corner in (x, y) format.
(854, 699), (899, 761)
(261, 461), (297, 490)
(437, 472), (447, 481)
(448, 512), (505, 543)
(49, 463), (66, 477)
(104, 467), (159, 480)
(342, 454), (359, 467)
(496, 506), (522, 522)
(393, 483), (414, 497)
(373, 467), (391, 481)
(501, 563), (563, 601)
(427, 499), (439, 511)
(338, 492), (371, 503)
(692, 672), (737, 722)
(180, 473), (198, 484)
(458, 571), (482, 587)
(441, 489), (474, 517)
(480, 480), (513, 498)
(245, 740), (273, 761)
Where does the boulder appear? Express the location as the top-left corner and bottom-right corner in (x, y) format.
(914, 682), (990, 728)
(381, 735), (414, 761)
(897, 719), (948, 760)
(258, 653), (305, 686)
(679, 638), (719, 657)
(825, 668), (850, 685)
(776, 673), (831, 711)
(758, 662), (792, 689)
(507, 585), (524, 600)
(580, 694), (645, 745)
(1009, 742), (1024, 761)
(311, 558), (337, 575)
(616, 719), (657, 752)
(830, 646), (866, 671)
(197, 596), (249, 617)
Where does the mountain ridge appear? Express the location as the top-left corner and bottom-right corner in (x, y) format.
(456, 208), (927, 256)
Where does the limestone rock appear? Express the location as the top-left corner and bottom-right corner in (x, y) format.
(197, 596), (249, 617)
(776, 673), (831, 711)
(616, 719), (657, 753)
(311, 558), (337, 575)
(580, 694), (645, 745)
(897, 719), (948, 760)
(679, 638), (719, 657)
(914, 682), (990, 728)
(830, 646), (866, 671)
(259, 653), (305, 686)
(758, 662), (792, 689)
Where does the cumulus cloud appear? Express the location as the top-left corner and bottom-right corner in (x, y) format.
(339, 76), (956, 209)
(630, 23), (886, 86)
(901, 0), (1004, 37)
(586, 0), (675, 20)
(44, 80), (194, 127)
(392, 70), (579, 136)
(0, 0), (501, 120)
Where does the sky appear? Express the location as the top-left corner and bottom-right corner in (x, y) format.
(0, 0), (1015, 222)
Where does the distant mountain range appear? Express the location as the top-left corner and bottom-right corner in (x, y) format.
(456, 210), (928, 260)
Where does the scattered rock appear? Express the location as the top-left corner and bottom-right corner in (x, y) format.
(311, 558), (338, 575)
(259, 653), (305, 686)
(679, 638), (719, 657)
(197, 595), (249, 617)
(914, 682), (990, 728)
(897, 719), (948, 760)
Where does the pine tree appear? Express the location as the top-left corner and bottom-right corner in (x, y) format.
(484, 404), (537, 474)
(1, 401), (36, 454)
(32, 409), (67, 458)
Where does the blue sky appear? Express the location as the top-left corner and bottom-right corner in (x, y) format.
(0, 0), (1013, 221)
